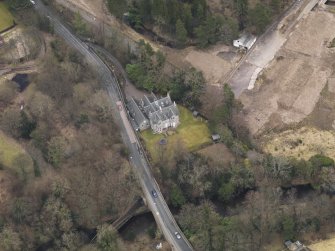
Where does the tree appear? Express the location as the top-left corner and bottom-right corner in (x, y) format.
(12, 153), (34, 182)
(223, 83), (235, 111)
(97, 224), (124, 251)
(19, 111), (36, 139)
(184, 68), (205, 107)
(39, 196), (74, 242)
(30, 121), (52, 151)
(166, 0), (178, 31)
(126, 41), (166, 93)
(271, 0), (282, 13)
(0, 226), (22, 251)
(234, 0), (248, 30)
(73, 12), (88, 36)
(47, 136), (66, 167)
(170, 184), (186, 208)
(126, 63), (147, 89)
(37, 56), (73, 102)
(11, 198), (28, 224)
(218, 181), (235, 202)
(249, 3), (272, 34)
(265, 155), (293, 183)
(309, 154), (334, 168)
(182, 4), (193, 35)
(195, 15), (237, 48)
(73, 84), (92, 104)
(0, 107), (22, 137)
(106, 0), (128, 19)
(152, 0), (165, 20)
(138, 0), (152, 24)
(177, 201), (227, 251)
(282, 216), (295, 240)
(89, 91), (113, 122)
(28, 91), (54, 120)
(60, 231), (82, 250)
(6, 0), (31, 10)
(37, 14), (54, 33)
(176, 19), (187, 47)
(0, 81), (18, 106)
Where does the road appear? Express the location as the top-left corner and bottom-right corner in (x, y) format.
(228, 0), (320, 97)
(33, 1), (193, 250)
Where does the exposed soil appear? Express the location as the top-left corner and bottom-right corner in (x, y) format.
(304, 82), (335, 130)
(198, 143), (235, 165)
(240, 10), (335, 136)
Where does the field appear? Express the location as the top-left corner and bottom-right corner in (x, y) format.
(141, 106), (211, 162)
(0, 2), (14, 32)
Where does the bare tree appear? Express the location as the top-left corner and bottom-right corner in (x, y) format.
(28, 91), (54, 120)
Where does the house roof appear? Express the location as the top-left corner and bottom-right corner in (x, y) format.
(142, 94), (174, 115)
(142, 93), (179, 126)
(149, 105), (179, 126)
(128, 93), (179, 130)
(127, 97), (148, 126)
(233, 34), (257, 50)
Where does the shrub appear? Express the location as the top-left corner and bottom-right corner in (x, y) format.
(309, 154), (334, 168)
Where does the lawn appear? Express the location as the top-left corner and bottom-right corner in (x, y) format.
(0, 131), (33, 174)
(141, 106), (211, 162)
(0, 2), (14, 33)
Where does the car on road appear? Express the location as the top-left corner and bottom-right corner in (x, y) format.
(174, 231), (181, 239)
(151, 189), (158, 198)
(29, 0), (35, 4)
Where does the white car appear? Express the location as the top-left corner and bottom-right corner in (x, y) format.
(174, 232), (181, 239)
(30, 0), (35, 4)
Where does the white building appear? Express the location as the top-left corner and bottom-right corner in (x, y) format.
(233, 34), (257, 50)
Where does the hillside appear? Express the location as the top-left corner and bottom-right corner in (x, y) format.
(107, 0), (292, 48)
(0, 5), (141, 250)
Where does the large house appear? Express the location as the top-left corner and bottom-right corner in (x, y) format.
(127, 93), (180, 134)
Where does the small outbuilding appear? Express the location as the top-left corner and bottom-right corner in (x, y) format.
(233, 34), (257, 50)
(192, 111), (199, 117)
(284, 240), (310, 251)
(211, 134), (221, 142)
